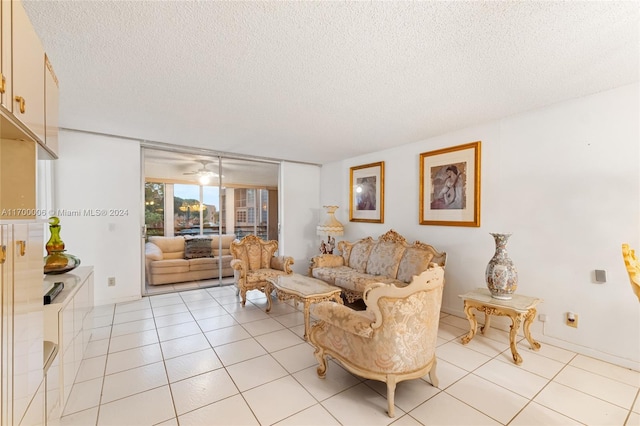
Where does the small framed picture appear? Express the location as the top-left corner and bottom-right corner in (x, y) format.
(419, 141), (481, 227)
(350, 161), (384, 223)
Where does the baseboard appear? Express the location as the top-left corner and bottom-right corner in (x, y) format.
(440, 307), (640, 372)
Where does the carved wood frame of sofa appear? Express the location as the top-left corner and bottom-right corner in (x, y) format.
(309, 266), (445, 417)
(230, 235), (295, 307)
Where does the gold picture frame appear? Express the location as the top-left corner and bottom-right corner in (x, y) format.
(350, 161), (384, 223)
(419, 141), (481, 227)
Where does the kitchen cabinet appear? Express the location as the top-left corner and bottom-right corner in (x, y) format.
(11, 0), (45, 144)
(0, 0), (58, 158)
(1, 0), (12, 111)
(0, 138), (37, 220)
(0, 222), (44, 425)
(43, 267), (94, 419)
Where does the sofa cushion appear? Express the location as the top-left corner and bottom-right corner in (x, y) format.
(145, 242), (163, 261)
(397, 248), (435, 283)
(149, 259), (189, 274)
(366, 242), (406, 278)
(149, 236), (185, 260)
(245, 268), (289, 283)
(211, 235), (235, 256)
(348, 241), (374, 273)
(184, 237), (213, 259)
(188, 257), (216, 271)
(312, 266), (354, 285)
(335, 272), (401, 294)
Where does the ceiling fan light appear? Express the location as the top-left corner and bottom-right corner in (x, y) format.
(199, 175), (211, 185)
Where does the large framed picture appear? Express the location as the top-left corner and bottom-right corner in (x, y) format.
(419, 141), (481, 227)
(350, 161), (384, 223)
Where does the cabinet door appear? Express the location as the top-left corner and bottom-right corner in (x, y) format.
(0, 138), (37, 219)
(0, 0), (11, 110)
(59, 300), (75, 414)
(12, 0), (45, 143)
(0, 224), (11, 425)
(44, 55), (58, 156)
(12, 223), (43, 425)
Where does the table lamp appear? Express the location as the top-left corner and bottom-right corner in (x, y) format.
(316, 205), (344, 254)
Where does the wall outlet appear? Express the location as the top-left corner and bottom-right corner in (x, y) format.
(566, 312), (578, 328)
(538, 314), (547, 322)
(108, 277), (116, 287)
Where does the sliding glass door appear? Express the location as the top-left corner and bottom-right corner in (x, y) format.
(142, 148), (279, 295)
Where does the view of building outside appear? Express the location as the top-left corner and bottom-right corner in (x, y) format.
(174, 184), (220, 235)
(145, 182), (270, 240)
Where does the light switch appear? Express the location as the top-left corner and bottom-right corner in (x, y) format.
(595, 269), (607, 283)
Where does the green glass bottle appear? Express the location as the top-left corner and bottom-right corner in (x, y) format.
(45, 216), (65, 254)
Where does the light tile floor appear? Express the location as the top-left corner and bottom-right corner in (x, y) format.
(53, 284), (640, 426)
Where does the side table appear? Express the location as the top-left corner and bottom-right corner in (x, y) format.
(459, 288), (542, 365)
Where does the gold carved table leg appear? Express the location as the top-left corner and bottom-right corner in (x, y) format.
(508, 313), (524, 365)
(461, 300), (535, 365)
(303, 300), (312, 341)
(523, 308), (541, 351)
(461, 301), (478, 345)
(264, 282), (274, 313)
(302, 291), (343, 341)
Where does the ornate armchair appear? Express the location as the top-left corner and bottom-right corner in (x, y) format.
(308, 265), (445, 417)
(622, 244), (640, 302)
(230, 235), (294, 307)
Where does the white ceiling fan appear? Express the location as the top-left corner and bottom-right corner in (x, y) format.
(183, 160), (220, 184)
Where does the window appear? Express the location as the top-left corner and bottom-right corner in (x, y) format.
(145, 182), (165, 237)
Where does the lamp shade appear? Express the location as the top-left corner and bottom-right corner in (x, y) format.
(317, 205), (344, 236)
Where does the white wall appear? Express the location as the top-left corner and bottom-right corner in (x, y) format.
(55, 131), (143, 305)
(280, 161), (321, 275)
(320, 84), (640, 370)
(54, 138), (322, 304)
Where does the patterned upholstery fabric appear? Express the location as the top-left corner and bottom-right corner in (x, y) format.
(335, 271), (400, 294)
(309, 266), (445, 418)
(397, 246), (435, 283)
(309, 230), (446, 302)
(311, 265), (352, 285)
(365, 241), (406, 278)
(348, 240), (374, 273)
(230, 235), (294, 307)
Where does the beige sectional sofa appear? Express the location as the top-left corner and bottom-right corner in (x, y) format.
(145, 235), (236, 285)
(309, 229), (446, 302)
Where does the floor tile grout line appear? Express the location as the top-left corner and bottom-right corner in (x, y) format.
(150, 302), (181, 426)
(64, 286), (639, 426)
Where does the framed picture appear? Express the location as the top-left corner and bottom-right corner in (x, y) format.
(350, 161), (384, 223)
(419, 141), (481, 227)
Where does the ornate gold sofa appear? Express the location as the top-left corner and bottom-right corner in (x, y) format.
(309, 229), (446, 302)
(309, 266), (445, 417)
(145, 235), (236, 285)
(230, 235), (294, 306)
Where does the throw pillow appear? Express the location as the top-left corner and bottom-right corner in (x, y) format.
(184, 238), (213, 259)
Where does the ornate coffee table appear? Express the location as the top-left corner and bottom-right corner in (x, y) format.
(459, 288), (542, 365)
(265, 274), (343, 340)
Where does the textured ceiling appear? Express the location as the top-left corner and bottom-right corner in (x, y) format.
(24, 1), (639, 165)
